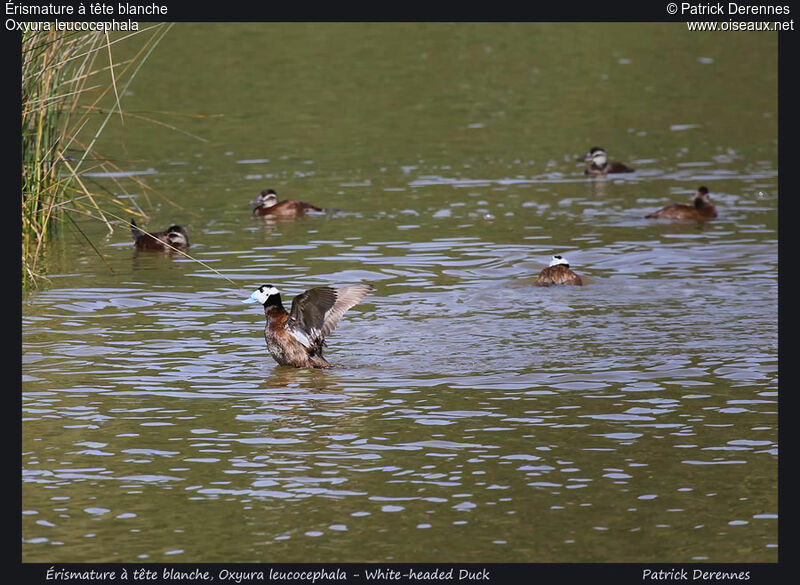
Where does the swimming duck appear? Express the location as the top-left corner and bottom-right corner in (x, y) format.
(645, 186), (717, 220)
(535, 255), (583, 286)
(250, 188), (324, 217)
(242, 283), (375, 368)
(579, 146), (634, 176)
(130, 219), (189, 252)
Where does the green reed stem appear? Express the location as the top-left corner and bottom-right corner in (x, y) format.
(21, 25), (171, 290)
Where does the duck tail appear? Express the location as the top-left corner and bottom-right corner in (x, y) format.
(130, 219), (144, 239)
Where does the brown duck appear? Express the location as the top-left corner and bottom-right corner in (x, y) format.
(250, 188), (323, 217)
(645, 186), (717, 220)
(535, 255), (583, 286)
(579, 146), (634, 176)
(131, 219), (189, 252)
(242, 283), (374, 368)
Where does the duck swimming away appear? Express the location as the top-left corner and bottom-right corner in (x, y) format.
(243, 283), (374, 368)
(579, 146), (634, 176)
(131, 219), (189, 252)
(645, 186), (717, 220)
(250, 188), (324, 218)
(535, 255), (583, 286)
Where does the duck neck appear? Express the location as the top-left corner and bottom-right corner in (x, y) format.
(694, 197), (710, 209)
(263, 294), (286, 315)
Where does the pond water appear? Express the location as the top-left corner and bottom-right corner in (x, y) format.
(21, 23), (777, 563)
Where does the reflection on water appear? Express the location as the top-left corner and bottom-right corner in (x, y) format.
(22, 23), (777, 563)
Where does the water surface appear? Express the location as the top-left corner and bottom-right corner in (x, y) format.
(22, 23), (777, 563)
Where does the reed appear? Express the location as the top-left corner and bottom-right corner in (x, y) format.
(21, 24), (172, 289)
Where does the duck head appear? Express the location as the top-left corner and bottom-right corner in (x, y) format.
(166, 225), (189, 247)
(250, 189), (279, 207)
(243, 284), (281, 306)
(693, 186), (712, 207)
(579, 146), (607, 168)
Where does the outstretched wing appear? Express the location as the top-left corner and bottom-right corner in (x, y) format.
(287, 284), (374, 349)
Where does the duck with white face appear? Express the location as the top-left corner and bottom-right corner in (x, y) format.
(645, 186), (717, 221)
(534, 255), (583, 286)
(243, 283), (375, 368)
(250, 188), (324, 218)
(579, 146), (634, 176)
(130, 219), (190, 252)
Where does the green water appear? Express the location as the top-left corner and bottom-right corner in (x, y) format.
(22, 23), (777, 563)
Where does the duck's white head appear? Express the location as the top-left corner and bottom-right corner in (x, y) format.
(549, 255), (570, 267)
(242, 284), (280, 305)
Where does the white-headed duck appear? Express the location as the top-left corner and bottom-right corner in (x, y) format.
(579, 146), (634, 176)
(645, 186), (717, 220)
(535, 255), (583, 286)
(131, 219), (189, 252)
(242, 283), (374, 368)
(251, 188), (323, 217)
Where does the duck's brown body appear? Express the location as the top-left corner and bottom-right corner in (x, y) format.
(131, 220), (189, 252)
(535, 264), (583, 286)
(645, 203), (716, 220)
(263, 306), (333, 368)
(254, 199), (323, 218)
(646, 187), (717, 220)
(585, 161), (635, 176)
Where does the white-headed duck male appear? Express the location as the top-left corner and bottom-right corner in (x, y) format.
(243, 283), (374, 368)
(535, 255), (583, 286)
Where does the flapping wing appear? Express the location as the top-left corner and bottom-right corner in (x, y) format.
(319, 284), (375, 338)
(287, 286), (338, 347)
(287, 284), (374, 348)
